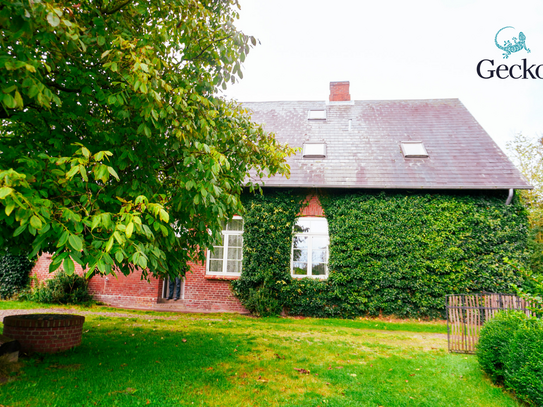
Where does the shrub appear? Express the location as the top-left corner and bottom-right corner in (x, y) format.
(476, 310), (530, 383)
(28, 271), (93, 304)
(0, 254), (33, 299)
(504, 319), (543, 406)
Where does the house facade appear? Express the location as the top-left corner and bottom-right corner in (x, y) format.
(31, 82), (532, 315)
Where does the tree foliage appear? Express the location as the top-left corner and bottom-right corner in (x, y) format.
(507, 133), (543, 272)
(0, 0), (293, 278)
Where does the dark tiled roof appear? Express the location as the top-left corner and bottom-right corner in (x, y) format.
(245, 99), (531, 190)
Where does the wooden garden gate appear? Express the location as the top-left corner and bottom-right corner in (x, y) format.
(446, 293), (535, 354)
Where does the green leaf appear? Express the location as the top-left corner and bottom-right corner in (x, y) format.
(63, 257), (75, 275)
(107, 166), (119, 181)
(58, 230), (69, 247)
(91, 215), (101, 230)
(47, 12), (60, 27)
(30, 215), (42, 230)
(13, 224), (27, 237)
(5, 203), (16, 216)
(115, 250), (124, 263)
(0, 187), (13, 199)
(68, 234), (83, 251)
(126, 222), (134, 238)
(158, 209), (169, 223)
(138, 254), (148, 269)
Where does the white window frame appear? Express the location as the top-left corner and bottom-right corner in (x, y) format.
(206, 216), (243, 276)
(308, 110), (326, 120)
(400, 141), (428, 158)
(303, 142), (327, 158)
(291, 217), (329, 279)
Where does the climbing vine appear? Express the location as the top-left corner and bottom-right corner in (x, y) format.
(232, 189), (530, 318)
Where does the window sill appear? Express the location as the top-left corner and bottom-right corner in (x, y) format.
(205, 274), (240, 281)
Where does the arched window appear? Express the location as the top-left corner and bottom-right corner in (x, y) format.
(291, 217), (329, 278)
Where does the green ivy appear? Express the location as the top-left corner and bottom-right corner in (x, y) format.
(0, 253), (33, 299)
(232, 190), (530, 318)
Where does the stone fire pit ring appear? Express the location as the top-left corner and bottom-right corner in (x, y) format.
(3, 314), (85, 354)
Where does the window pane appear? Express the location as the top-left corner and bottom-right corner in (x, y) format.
(293, 236), (309, 249)
(209, 246), (224, 260)
(227, 260), (242, 274)
(312, 249), (327, 264)
(209, 259), (223, 273)
(312, 236), (329, 250)
(310, 219), (328, 234)
(228, 234), (243, 248)
(228, 247), (242, 261)
(294, 219), (311, 233)
(312, 249), (327, 275)
(312, 262), (327, 276)
(293, 262), (308, 275)
(227, 219), (244, 231)
(293, 249), (308, 263)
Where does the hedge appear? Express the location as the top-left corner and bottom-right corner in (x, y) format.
(477, 311), (543, 406)
(232, 189), (530, 318)
(0, 253), (33, 299)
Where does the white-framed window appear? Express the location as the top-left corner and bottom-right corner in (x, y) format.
(400, 141), (429, 158)
(303, 142), (327, 158)
(206, 216), (243, 276)
(291, 217), (329, 279)
(308, 110), (326, 120)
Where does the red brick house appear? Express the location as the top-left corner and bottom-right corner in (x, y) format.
(31, 82), (531, 313)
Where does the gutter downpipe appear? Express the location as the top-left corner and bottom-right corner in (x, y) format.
(505, 188), (514, 205)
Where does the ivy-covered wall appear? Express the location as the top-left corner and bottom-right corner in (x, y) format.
(232, 189), (530, 318)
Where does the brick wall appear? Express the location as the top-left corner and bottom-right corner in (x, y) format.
(182, 261), (247, 312)
(29, 193), (324, 314)
(88, 270), (161, 308)
(300, 194), (325, 217)
(31, 253), (85, 284)
(3, 314), (85, 353)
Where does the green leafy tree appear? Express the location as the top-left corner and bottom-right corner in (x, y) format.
(0, 0), (293, 279)
(507, 133), (543, 272)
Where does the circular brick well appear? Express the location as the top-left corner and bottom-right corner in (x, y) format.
(3, 314), (85, 353)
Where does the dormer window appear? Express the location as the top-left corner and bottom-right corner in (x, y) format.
(401, 141), (428, 158)
(303, 142), (326, 158)
(308, 110), (326, 120)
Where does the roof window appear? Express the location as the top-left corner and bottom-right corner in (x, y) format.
(400, 141), (428, 158)
(308, 110), (326, 120)
(303, 142), (326, 158)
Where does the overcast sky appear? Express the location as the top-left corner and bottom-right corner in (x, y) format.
(222, 0), (543, 153)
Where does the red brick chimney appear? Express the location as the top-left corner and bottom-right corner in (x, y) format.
(329, 81), (350, 102)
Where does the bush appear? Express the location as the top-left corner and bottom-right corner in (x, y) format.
(476, 311), (530, 383)
(0, 254), (33, 299)
(27, 271), (93, 304)
(504, 319), (543, 406)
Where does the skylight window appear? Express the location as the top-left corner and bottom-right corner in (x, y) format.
(303, 143), (326, 158)
(308, 110), (326, 120)
(401, 141), (428, 158)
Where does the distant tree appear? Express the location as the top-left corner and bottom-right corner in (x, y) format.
(507, 133), (543, 271)
(0, 0), (294, 279)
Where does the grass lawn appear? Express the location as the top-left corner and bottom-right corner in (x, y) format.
(0, 301), (521, 406)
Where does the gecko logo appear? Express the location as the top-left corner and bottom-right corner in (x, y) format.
(494, 26), (530, 59)
(476, 26), (542, 79)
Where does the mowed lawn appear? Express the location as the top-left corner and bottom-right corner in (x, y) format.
(0, 303), (522, 407)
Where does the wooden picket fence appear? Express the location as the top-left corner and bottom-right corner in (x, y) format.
(446, 293), (536, 354)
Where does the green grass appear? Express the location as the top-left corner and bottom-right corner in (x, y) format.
(0, 303), (521, 406)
